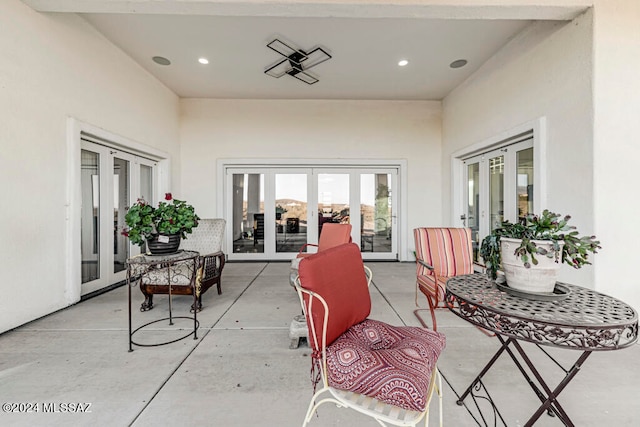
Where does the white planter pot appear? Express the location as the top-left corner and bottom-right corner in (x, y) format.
(500, 237), (564, 293)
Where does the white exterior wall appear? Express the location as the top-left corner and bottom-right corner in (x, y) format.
(443, 13), (595, 287)
(0, 1), (180, 333)
(444, 4), (640, 314)
(592, 0), (640, 312)
(179, 98), (443, 260)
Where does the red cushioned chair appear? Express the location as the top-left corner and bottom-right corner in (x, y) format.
(413, 227), (473, 331)
(288, 223), (354, 349)
(296, 222), (353, 258)
(295, 243), (445, 426)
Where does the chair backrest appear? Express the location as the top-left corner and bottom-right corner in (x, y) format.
(414, 227), (473, 278)
(297, 243), (371, 351)
(317, 223), (353, 252)
(180, 218), (226, 254)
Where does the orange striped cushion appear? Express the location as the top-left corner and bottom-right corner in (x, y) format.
(416, 274), (447, 302)
(414, 228), (473, 299)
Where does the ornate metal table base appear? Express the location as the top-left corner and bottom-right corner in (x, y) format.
(457, 334), (591, 427)
(446, 274), (638, 426)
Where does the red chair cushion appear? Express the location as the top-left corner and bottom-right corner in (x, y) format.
(298, 243), (371, 349)
(297, 223), (353, 258)
(325, 319), (446, 412)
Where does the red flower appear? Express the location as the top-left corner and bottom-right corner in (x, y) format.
(121, 230), (129, 237)
(169, 219), (175, 224)
(165, 193), (172, 201)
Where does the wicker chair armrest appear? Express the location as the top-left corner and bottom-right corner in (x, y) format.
(199, 251), (226, 280)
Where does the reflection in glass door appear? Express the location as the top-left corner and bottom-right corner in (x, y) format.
(81, 149), (100, 283)
(466, 163), (480, 261)
(113, 157), (130, 274)
(360, 174), (392, 253)
(317, 173), (350, 236)
(226, 167), (397, 260)
(275, 174), (308, 253)
(231, 173), (265, 254)
(517, 148), (534, 221)
(489, 154), (505, 232)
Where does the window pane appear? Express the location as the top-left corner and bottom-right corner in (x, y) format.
(489, 155), (504, 232)
(276, 174), (307, 253)
(113, 157), (129, 274)
(467, 163), (480, 261)
(360, 174), (392, 253)
(81, 150), (100, 283)
(232, 174), (264, 253)
(317, 174), (350, 242)
(517, 148), (534, 221)
(140, 164), (153, 203)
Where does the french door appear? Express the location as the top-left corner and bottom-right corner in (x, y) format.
(463, 138), (534, 261)
(225, 167), (397, 260)
(80, 139), (157, 295)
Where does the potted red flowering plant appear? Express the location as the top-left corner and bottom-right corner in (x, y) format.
(123, 193), (199, 254)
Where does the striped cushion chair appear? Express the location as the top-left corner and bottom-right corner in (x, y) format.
(413, 227), (473, 331)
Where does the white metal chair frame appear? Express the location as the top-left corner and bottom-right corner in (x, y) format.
(294, 266), (443, 427)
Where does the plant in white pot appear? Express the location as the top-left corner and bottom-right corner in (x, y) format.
(479, 210), (601, 294)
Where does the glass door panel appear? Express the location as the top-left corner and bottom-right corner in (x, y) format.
(461, 137), (534, 267)
(113, 157), (130, 274)
(360, 174), (392, 253)
(317, 173), (350, 240)
(225, 167), (398, 261)
(137, 164), (154, 255)
(516, 147), (534, 222)
(489, 155), (504, 232)
(232, 173), (265, 254)
(466, 162), (480, 261)
(275, 174), (308, 253)
(81, 139), (157, 294)
(81, 149), (100, 284)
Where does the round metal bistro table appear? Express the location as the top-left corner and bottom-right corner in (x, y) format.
(126, 250), (200, 351)
(445, 273), (638, 427)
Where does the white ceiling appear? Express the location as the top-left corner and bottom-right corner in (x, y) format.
(22, 1), (588, 100)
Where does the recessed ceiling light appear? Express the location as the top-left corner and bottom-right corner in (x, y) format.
(198, 57), (209, 65)
(450, 59), (468, 69)
(398, 59), (409, 67)
(152, 56), (171, 66)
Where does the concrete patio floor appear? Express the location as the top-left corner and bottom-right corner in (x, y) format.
(1, 261), (638, 427)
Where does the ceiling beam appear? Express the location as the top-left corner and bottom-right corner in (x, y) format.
(21, 0), (591, 20)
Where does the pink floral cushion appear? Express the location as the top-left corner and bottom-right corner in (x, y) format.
(324, 319), (446, 412)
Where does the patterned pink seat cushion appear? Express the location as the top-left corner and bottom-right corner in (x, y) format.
(325, 319), (446, 412)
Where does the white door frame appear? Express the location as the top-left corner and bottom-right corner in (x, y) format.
(450, 118), (547, 228)
(66, 118), (170, 303)
(218, 158), (408, 261)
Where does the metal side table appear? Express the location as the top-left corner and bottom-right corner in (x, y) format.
(446, 273), (638, 427)
(126, 250), (200, 351)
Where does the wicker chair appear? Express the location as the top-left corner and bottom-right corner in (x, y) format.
(139, 218), (226, 312)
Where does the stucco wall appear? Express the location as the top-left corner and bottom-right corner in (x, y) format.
(179, 98), (443, 260)
(592, 0), (640, 312)
(442, 13), (595, 287)
(0, 0), (180, 333)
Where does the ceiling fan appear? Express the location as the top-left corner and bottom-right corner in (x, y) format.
(264, 38), (332, 85)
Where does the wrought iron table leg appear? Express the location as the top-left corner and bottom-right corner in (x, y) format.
(457, 334), (593, 427)
(515, 345), (592, 427)
(457, 336), (512, 404)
